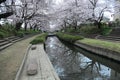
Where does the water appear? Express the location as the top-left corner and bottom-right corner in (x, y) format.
(45, 36), (120, 80)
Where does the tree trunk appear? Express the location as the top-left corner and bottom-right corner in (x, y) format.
(24, 22), (27, 31)
(37, 27), (39, 31)
(33, 25), (37, 31)
(34, 28), (36, 31)
(74, 20), (77, 30)
(96, 21), (101, 29)
(15, 22), (23, 31)
(96, 22), (102, 33)
(64, 21), (67, 31)
(30, 26), (33, 30)
(73, 20), (77, 30)
(97, 23), (101, 29)
(29, 23), (33, 30)
(94, 21), (101, 29)
(74, 25), (77, 30)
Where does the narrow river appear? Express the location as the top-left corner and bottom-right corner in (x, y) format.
(45, 36), (120, 80)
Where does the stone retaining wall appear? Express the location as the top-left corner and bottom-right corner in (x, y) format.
(75, 41), (120, 62)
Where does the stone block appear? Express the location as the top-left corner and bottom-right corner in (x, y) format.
(31, 46), (36, 50)
(27, 62), (38, 75)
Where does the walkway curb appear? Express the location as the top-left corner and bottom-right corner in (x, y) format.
(74, 41), (120, 62)
(14, 44), (32, 80)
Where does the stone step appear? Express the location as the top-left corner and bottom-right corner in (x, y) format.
(0, 43), (13, 51)
(10, 37), (20, 41)
(5, 36), (16, 39)
(0, 34), (39, 51)
(0, 41), (10, 47)
(0, 39), (7, 43)
(0, 37), (19, 50)
(0, 36), (19, 43)
(100, 37), (120, 41)
(12, 38), (23, 43)
(99, 35), (120, 41)
(102, 38), (120, 41)
(101, 36), (120, 39)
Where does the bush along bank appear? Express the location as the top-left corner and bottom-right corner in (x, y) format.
(30, 33), (47, 44)
(56, 32), (84, 43)
(0, 23), (40, 39)
(14, 30), (40, 38)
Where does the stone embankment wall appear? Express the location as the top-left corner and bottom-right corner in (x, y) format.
(75, 41), (120, 62)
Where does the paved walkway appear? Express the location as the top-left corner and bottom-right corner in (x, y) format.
(19, 44), (60, 80)
(0, 34), (40, 80)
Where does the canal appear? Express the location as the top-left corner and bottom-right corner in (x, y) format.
(45, 36), (120, 80)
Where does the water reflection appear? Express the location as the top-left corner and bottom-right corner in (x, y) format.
(45, 36), (120, 80)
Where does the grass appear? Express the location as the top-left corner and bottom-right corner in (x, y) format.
(30, 33), (47, 44)
(79, 38), (120, 53)
(56, 32), (84, 42)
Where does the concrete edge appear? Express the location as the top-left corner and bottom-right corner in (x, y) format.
(14, 44), (32, 80)
(44, 52), (60, 80)
(40, 44), (60, 80)
(74, 41), (120, 62)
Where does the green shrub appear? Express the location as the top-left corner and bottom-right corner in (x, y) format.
(23, 30), (33, 35)
(57, 32), (84, 42)
(0, 29), (10, 38)
(18, 30), (40, 35)
(28, 30), (40, 34)
(79, 26), (99, 34)
(15, 31), (24, 37)
(30, 38), (44, 44)
(0, 23), (15, 38)
(101, 27), (112, 36)
(65, 28), (74, 33)
(0, 31), (6, 38)
(30, 33), (47, 44)
(0, 23), (40, 38)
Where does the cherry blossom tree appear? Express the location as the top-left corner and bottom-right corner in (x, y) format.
(0, 0), (14, 19)
(1, 0), (114, 32)
(87, 0), (113, 29)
